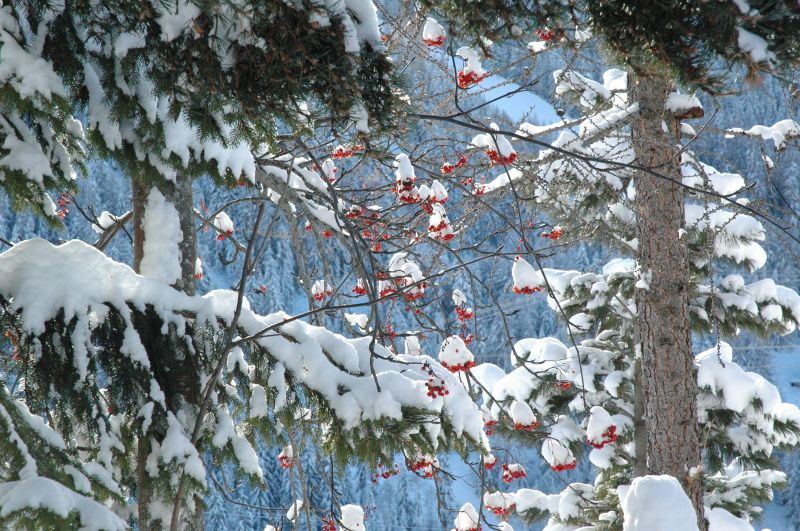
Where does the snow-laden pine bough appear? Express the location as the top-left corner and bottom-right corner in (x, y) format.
(0, 239), (488, 529)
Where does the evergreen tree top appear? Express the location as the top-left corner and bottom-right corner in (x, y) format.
(0, 0), (400, 215)
(422, 0), (800, 90)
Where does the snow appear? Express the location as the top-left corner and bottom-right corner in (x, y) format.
(345, 312), (369, 330)
(618, 475), (699, 531)
(83, 63), (123, 151)
(340, 504), (366, 530)
(666, 92), (702, 114)
(541, 438), (575, 470)
(439, 335), (474, 368)
(394, 153), (416, 182)
(707, 507), (755, 531)
(514, 488), (558, 515)
(249, 384), (268, 418)
(586, 406), (615, 447)
(155, 1), (201, 41)
(471, 123), (515, 159)
(286, 499), (303, 522)
(212, 406), (263, 479)
(139, 188), (183, 285)
(160, 413), (207, 482)
(527, 40), (549, 53)
(684, 204), (766, 268)
(0, 234), (491, 450)
(511, 256), (543, 293)
(484, 490), (515, 512)
(553, 69), (610, 107)
(510, 400), (537, 427)
(0, 476), (127, 530)
(455, 47), (486, 78)
(91, 211), (121, 234)
(729, 119), (800, 150)
(452, 289), (468, 307)
(422, 17), (445, 44)
(696, 343), (757, 413)
(0, 8), (66, 101)
(736, 27), (775, 65)
(213, 211), (235, 236)
(453, 502), (480, 530)
(0, 124), (55, 186)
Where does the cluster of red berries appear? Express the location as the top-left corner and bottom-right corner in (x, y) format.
(535, 28), (557, 41)
(313, 291), (332, 302)
(457, 69), (488, 89)
(321, 517), (337, 531)
(379, 283), (396, 298)
(371, 463), (400, 483)
(398, 188), (421, 204)
(420, 192), (448, 215)
(344, 205), (364, 219)
(540, 227), (563, 240)
(485, 149), (518, 166)
(409, 458), (436, 478)
(56, 192), (70, 220)
(514, 421), (540, 431)
(422, 362), (449, 398)
(423, 35), (445, 47)
(512, 285), (542, 295)
(216, 229), (234, 241)
(332, 144), (364, 159)
(551, 459), (577, 472)
(455, 305), (474, 322)
(395, 171), (420, 204)
(588, 425), (618, 449)
(484, 454), (497, 469)
(440, 359), (477, 373)
(485, 503), (516, 519)
(278, 455), (292, 469)
(428, 219), (455, 241)
(440, 155), (469, 175)
(554, 381), (571, 391)
(352, 279), (367, 296)
(501, 463), (526, 483)
(484, 419), (497, 437)
(403, 286), (426, 301)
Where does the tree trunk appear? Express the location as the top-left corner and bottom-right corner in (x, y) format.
(632, 357), (648, 478)
(132, 174), (203, 530)
(629, 70), (705, 528)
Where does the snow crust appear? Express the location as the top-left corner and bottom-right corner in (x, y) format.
(619, 475), (699, 531)
(0, 239), (487, 450)
(0, 476), (126, 530)
(139, 188), (183, 285)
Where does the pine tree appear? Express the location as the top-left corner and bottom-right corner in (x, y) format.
(0, 2), (489, 529)
(418, 1), (800, 526)
(448, 65), (800, 529)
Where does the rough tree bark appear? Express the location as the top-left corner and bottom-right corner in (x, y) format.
(629, 69), (705, 529)
(132, 174), (204, 530)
